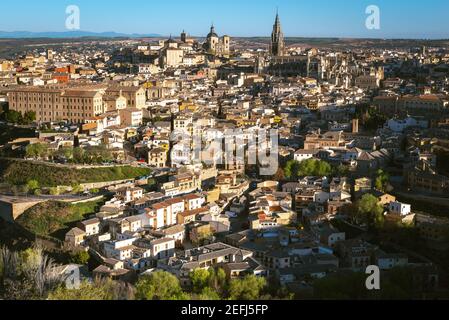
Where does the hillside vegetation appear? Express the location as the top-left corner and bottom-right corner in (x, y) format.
(0, 159), (151, 187)
(16, 199), (104, 238)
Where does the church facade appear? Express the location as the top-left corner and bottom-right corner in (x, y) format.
(203, 25), (231, 57)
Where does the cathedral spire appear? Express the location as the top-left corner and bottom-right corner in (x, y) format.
(271, 10), (285, 57)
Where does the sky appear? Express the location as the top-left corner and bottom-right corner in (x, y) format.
(1, 0), (449, 39)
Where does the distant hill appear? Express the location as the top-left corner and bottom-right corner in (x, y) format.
(0, 30), (162, 39)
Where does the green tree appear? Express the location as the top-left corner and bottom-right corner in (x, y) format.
(335, 164), (350, 176)
(71, 184), (84, 194)
(49, 187), (60, 196)
(25, 144), (37, 159)
(298, 159), (318, 176)
(313, 160), (332, 177)
(84, 146), (113, 164)
(197, 287), (221, 300)
(25, 143), (49, 159)
(26, 180), (40, 192)
(355, 194), (385, 228)
(135, 271), (188, 300)
(375, 169), (390, 192)
(228, 275), (267, 300)
(284, 160), (301, 180)
(73, 147), (86, 164)
(54, 147), (74, 161)
(190, 269), (211, 294)
(284, 159), (333, 179)
(209, 268), (227, 293)
(5, 110), (22, 124)
(70, 250), (90, 265)
(23, 111), (36, 125)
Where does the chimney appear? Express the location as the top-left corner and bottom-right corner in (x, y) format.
(352, 119), (359, 134)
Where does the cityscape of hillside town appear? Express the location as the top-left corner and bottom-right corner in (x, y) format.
(1, 3), (449, 303)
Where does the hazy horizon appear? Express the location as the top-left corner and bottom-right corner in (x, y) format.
(1, 30), (449, 42)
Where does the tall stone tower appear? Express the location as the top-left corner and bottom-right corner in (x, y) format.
(181, 30), (187, 43)
(270, 11), (285, 57)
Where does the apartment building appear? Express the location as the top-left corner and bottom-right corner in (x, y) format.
(415, 214), (449, 242)
(148, 147), (168, 168)
(7, 86), (106, 123)
(374, 94), (447, 115)
(304, 131), (347, 150)
(6, 83), (148, 124)
(406, 160), (449, 195)
(144, 193), (207, 229)
(77, 218), (101, 237)
(161, 172), (201, 197)
(106, 86), (146, 109)
(119, 108), (143, 127)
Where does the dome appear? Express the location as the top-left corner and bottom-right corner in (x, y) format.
(207, 25), (218, 38)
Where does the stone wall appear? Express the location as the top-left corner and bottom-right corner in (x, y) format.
(80, 179), (135, 191)
(58, 179), (135, 192)
(0, 198), (46, 222)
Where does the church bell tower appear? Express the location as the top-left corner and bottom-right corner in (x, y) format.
(270, 10), (285, 57)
